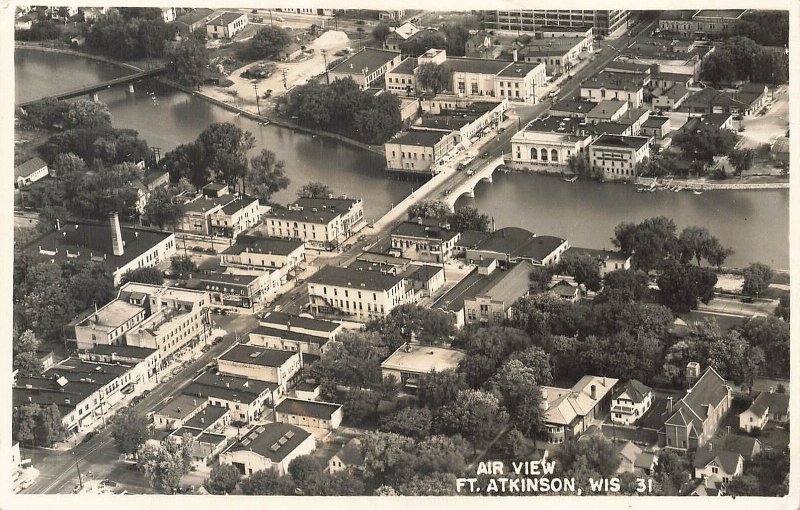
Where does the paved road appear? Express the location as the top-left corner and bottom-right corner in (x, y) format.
(23, 313), (258, 494)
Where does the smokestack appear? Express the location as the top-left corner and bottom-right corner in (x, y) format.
(109, 212), (124, 256)
(513, 48), (518, 62)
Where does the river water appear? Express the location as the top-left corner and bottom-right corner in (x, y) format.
(16, 48), (789, 269)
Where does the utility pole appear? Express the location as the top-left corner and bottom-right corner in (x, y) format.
(73, 452), (83, 489)
(268, 9), (273, 26)
(321, 48), (330, 85)
(252, 81), (260, 115)
(282, 70), (288, 90)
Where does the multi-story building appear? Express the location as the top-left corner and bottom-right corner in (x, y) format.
(383, 129), (458, 175)
(539, 376), (618, 443)
(580, 71), (647, 108)
(175, 8), (215, 33)
(248, 312), (342, 357)
(220, 235), (305, 271)
(307, 265), (413, 321)
(382, 22), (420, 52)
(588, 134), (651, 181)
(328, 48), (403, 89)
(519, 35), (593, 75)
(185, 271), (284, 311)
(210, 195), (261, 238)
(610, 379), (654, 425)
(262, 196), (365, 251)
(510, 116), (594, 168)
(389, 220), (460, 263)
(183, 371), (277, 423)
(659, 9), (747, 38)
(78, 344), (160, 381)
(481, 10), (630, 37)
(217, 344), (301, 393)
(206, 11), (248, 39)
(220, 423), (315, 476)
(72, 298), (148, 350)
(414, 98), (508, 146)
(464, 227), (569, 268)
(153, 394), (209, 430)
(380, 343), (466, 388)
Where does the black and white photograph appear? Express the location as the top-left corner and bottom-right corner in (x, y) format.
(5, 2), (796, 505)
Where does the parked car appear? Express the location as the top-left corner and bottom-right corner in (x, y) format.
(213, 336), (224, 345)
(481, 152), (490, 159)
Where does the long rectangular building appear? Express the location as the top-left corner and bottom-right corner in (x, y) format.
(262, 196), (365, 251)
(481, 10), (630, 36)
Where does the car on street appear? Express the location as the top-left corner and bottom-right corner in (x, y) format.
(481, 152), (490, 159)
(740, 297), (755, 304)
(213, 336), (224, 345)
(466, 170), (474, 176)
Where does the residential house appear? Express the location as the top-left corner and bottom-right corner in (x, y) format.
(548, 279), (583, 303)
(307, 265), (413, 320)
(220, 423), (315, 476)
(328, 438), (365, 474)
(14, 158), (48, 188)
(640, 115), (671, 140)
(653, 83), (690, 111)
(382, 22), (420, 52)
(175, 8), (215, 33)
(389, 220), (460, 263)
(380, 343), (466, 388)
(328, 48), (402, 89)
(659, 365), (732, 451)
(206, 11), (248, 39)
(739, 389), (789, 431)
(611, 379), (654, 425)
(615, 441), (658, 475)
(588, 134), (651, 181)
(274, 398), (343, 430)
(539, 376), (619, 443)
(693, 443), (743, 485)
(217, 344), (301, 393)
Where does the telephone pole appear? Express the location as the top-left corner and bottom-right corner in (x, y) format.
(282, 70), (288, 90)
(321, 48), (330, 85)
(252, 81), (260, 115)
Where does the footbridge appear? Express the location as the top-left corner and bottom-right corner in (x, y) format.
(442, 155), (506, 209)
(17, 66), (168, 108)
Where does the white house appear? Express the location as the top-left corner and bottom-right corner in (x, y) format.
(611, 379), (654, 425)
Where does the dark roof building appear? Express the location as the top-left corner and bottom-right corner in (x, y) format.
(221, 235), (304, 256)
(308, 265), (405, 292)
(224, 422), (313, 462)
(218, 344), (297, 368)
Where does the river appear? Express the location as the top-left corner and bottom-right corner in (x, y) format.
(16, 48), (789, 269)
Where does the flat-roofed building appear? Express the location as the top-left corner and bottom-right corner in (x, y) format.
(519, 35), (592, 75)
(401, 263), (446, 298)
(307, 265), (413, 320)
(217, 344), (301, 392)
(389, 220), (460, 263)
(381, 343), (466, 388)
(586, 100), (629, 124)
(249, 312), (342, 356)
(79, 344), (160, 381)
(185, 270), (285, 311)
(549, 98), (597, 119)
(511, 116), (594, 168)
(274, 397), (343, 430)
(220, 234), (305, 271)
(384, 129), (458, 174)
(659, 9), (747, 38)
(328, 48), (402, 89)
(152, 393), (209, 430)
(210, 195), (261, 238)
(220, 423), (315, 476)
(581, 71), (647, 108)
(73, 299), (148, 350)
(262, 196), (365, 251)
(414, 99), (508, 146)
(465, 227), (569, 268)
(462, 261), (537, 325)
(481, 10), (629, 37)
(640, 115), (672, 140)
(184, 372), (278, 423)
(588, 134), (651, 181)
(14, 157), (49, 188)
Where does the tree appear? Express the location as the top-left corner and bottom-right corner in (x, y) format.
(288, 455), (322, 487)
(556, 252), (602, 291)
(677, 226), (732, 267)
(379, 407), (433, 439)
(297, 181), (332, 199)
(66, 100), (112, 130)
(415, 369), (468, 409)
(653, 449), (691, 495)
(250, 26), (292, 59)
(305, 471), (365, 495)
(111, 408), (150, 455)
(738, 316), (789, 378)
(197, 123), (255, 187)
(50, 153), (86, 178)
(310, 331), (390, 388)
(497, 428), (527, 460)
(13, 330), (43, 377)
(372, 22), (391, 43)
(407, 200), (450, 222)
(137, 439), (194, 494)
(170, 255), (198, 276)
(367, 304), (455, 348)
(143, 186), (181, 229)
(775, 292), (789, 321)
(673, 121), (738, 164)
(245, 149), (289, 201)
(239, 469), (296, 495)
(728, 147), (754, 175)
(700, 36), (768, 84)
(707, 331), (763, 385)
(120, 266), (164, 285)
(415, 63), (453, 95)
(166, 36), (209, 88)
(400, 32), (447, 58)
(13, 404), (40, 446)
(160, 143), (205, 186)
(567, 153), (600, 180)
(486, 360), (543, 438)
(599, 269), (649, 303)
(441, 23), (470, 56)
(203, 464), (241, 494)
(448, 206), (490, 232)
(555, 435), (619, 492)
(657, 260), (717, 313)
(726, 448), (789, 496)
(507, 346), (553, 386)
(37, 404), (66, 447)
(742, 262), (773, 297)
(353, 92), (403, 144)
(528, 266), (553, 292)
(342, 387), (380, 426)
(396, 473), (458, 495)
(612, 217), (678, 272)
(21, 262), (73, 340)
(436, 389), (508, 451)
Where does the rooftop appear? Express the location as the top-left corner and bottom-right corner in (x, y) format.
(228, 423), (312, 462)
(330, 47), (401, 75)
(444, 56), (512, 75)
(308, 265), (405, 292)
(389, 129), (452, 147)
(222, 235), (303, 257)
(219, 344), (297, 368)
(582, 71), (645, 92)
(496, 61), (543, 78)
(260, 311), (341, 333)
(642, 115), (670, 128)
(614, 379), (652, 403)
(392, 221), (459, 242)
(679, 367), (729, 421)
(542, 375), (619, 425)
(207, 11), (245, 26)
(381, 344), (465, 374)
(76, 299), (144, 332)
(434, 262), (534, 313)
(263, 207), (339, 225)
(388, 56), (417, 75)
(275, 397), (342, 419)
(83, 344), (156, 360)
(182, 404), (229, 429)
(154, 394), (206, 420)
(586, 100), (627, 120)
(220, 195), (258, 215)
(694, 9), (747, 19)
(185, 372), (276, 404)
(417, 114), (477, 130)
(251, 325), (331, 346)
(176, 8), (215, 26)
(15, 157), (47, 179)
(550, 98), (597, 115)
(693, 445), (742, 474)
(591, 134), (650, 150)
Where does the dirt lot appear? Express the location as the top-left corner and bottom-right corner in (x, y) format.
(739, 85), (789, 149)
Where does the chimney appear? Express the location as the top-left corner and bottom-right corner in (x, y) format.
(513, 48), (518, 62)
(590, 384), (597, 400)
(56, 219), (61, 231)
(109, 212), (124, 256)
(667, 396), (673, 412)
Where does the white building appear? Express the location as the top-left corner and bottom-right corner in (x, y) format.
(206, 11), (248, 39)
(220, 423), (315, 477)
(610, 379), (654, 425)
(262, 197), (365, 251)
(217, 344), (301, 393)
(588, 134), (651, 181)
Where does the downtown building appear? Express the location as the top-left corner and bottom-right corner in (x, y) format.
(481, 10), (630, 37)
(262, 196), (365, 251)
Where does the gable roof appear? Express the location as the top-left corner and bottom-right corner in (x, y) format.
(614, 379), (652, 403)
(15, 157), (47, 179)
(681, 367), (729, 421)
(693, 445), (742, 474)
(334, 438), (364, 467)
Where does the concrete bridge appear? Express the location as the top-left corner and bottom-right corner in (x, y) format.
(16, 66), (168, 108)
(442, 155), (507, 209)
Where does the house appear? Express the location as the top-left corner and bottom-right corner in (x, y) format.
(382, 22), (420, 52)
(434, 260), (537, 327)
(153, 394), (209, 430)
(688, 477), (725, 496)
(133, 170), (170, 215)
(274, 398), (343, 430)
(184, 372), (277, 423)
(380, 343), (466, 388)
(206, 11), (248, 39)
(14, 157), (49, 188)
(307, 265), (413, 320)
(217, 344), (301, 392)
(771, 136), (789, 165)
(611, 379), (654, 425)
(209, 195), (261, 238)
(660, 365), (731, 451)
(586, 100), (629, 124)
(712, 434), (762, 461)
(15, 15), (33, 30)
(262, 196), (365, 251)
(548, 279), (583, 303)
(328, 437), (365, 474)
(581, 71), (647, 108)
(220, 423), (315, 476)
(510, 116), (594, 168)
(681, 85), (766, 116)
(563, 247), (631, 276)
(588, 134), (651, 181)
(175, 8), (215, 33)
(328, 48), (402, 89)
(169, 427), (228, 466)
(384, 129), (458, 175)
(539, 375), (619, 443)
(220, 235), (305, 271)
(739, 389), (789, 431)
(693, 444), (743, 485)
(615, 441), (657, 475)
(466, 227), (569, 268)
(389, 220), (460, 263)
(248, 312), (342, 357)
(640, 115), (671, 140)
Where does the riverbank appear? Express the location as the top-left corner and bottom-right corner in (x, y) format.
(502, 162), (789, 191)
(15, 42), (145, 74)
